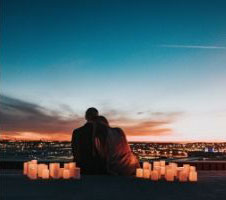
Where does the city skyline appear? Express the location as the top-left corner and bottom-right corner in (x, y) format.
(1, 0), (226, 142)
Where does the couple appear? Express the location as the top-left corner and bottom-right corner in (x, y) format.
(71, 107), (140, 175)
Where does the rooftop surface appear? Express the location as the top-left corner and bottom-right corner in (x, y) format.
(1, 170), (226, 200)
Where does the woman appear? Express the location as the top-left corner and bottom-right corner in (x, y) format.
(95, 116), (140, 175)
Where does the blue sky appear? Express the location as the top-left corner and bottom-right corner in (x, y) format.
(1, 0), (226, 141)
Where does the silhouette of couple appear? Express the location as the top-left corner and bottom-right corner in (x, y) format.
(71, 107), (140, 175)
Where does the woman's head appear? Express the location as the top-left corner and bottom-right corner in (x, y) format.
(96, 115), (109, 126)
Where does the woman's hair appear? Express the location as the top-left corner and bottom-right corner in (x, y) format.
(96, 115), (109, 126)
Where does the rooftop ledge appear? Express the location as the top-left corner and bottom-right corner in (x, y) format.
(1, 170), (226, 200)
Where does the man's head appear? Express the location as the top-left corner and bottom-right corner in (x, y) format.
(85, 107), (99, 122)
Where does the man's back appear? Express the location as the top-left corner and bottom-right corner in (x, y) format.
(71, 122), (108, 174)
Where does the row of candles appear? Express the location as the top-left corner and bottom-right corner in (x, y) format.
(136, 161), (198, 182)
(23, 160), (80, 180)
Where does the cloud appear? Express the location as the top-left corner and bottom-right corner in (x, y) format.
(0, 95), (182, 140)
(0, 95), (84, 139)
(158, 44), (226, 49)
(102, 109), (182, 136)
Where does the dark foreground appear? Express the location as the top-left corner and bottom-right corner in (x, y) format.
(1, 170), (226, 200)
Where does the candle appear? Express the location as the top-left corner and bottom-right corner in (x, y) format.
(165, 169), (174, 181)
(42, 169), (50, 179)
(143, 169), (151, 179)
(179, 170), (188, 182)
(190, 166), (196, 172)
(160, 166), (165, 176)
(38, 164), (48, 178)
(136, 168), (143, 178)
(153, 166), (161, 178)
(23, 162), (28, 175)
(189, 171), (198, 182)
(59, 168), (64, 178)
(151, 170), (159, 181)
(49, 163), (60, 179)
(64, 163), (69, 169)
(63, 169), (70, 179)
(160, 160), (166, 167)
(69, 167), (81, 179)
(153, 161), (160, 168)
(143, 162), (151, 170)
(28, 163), (38, 179)
(183, 164), (190, 177)
(169, 163), (178, 176)
(68, 162), (76, 169)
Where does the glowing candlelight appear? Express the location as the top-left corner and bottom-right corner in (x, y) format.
(70, 168), (81, 179)
(42, 169), (50, 179)
(49, 163), (60, 179)
(136, 168), (143, 178)
(28, 163), (38, 180)
(68, 162), (76, 169)
(143, 162), (151, 170)
(160, 160), (166, 167)
(143, 169), (151, 179)
(165, 169), (174, 181)
(38, 164), (48, 178)
(153, 161), (160, 168)
(189, 171), (198, 182)
(63, 169), (70, 179)
(160, 166), (165, 176)
(179, 170), (188, 182)
(64, 163), (69, 169)
(151, 170), (159, 181)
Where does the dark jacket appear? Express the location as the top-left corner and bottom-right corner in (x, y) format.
(71, 122), (108, 174)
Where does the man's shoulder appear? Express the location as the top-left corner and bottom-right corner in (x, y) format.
(73, 123), (92, 134)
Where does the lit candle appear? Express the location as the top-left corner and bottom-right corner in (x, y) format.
(28, 163), (38, 180)
(153, 161), (160, 168)
(160, 166), (165, 176)
(64, 163), (69, 169)
(189, 171), (198, 182)
(42, 169), (50, 179)
(190, 166), (196, 172)
(160, 160), (166, 167)
(23, 162), (28, 175)
(59, 168), (64, 178)
(169, 163), (178, 176)
(63, 169), (70, 179)
(165, 169), (174, 181)
(143, 169), (151, 179)
(151, 170), (159, 181)
(70, 168), (81, 179)
(153, 166), (161, 178)
(136, 168), (143, 178)
(143, 162), (151, 170)
(183, 164), (190, 177)
(38, 164), (48, 178)
(68, 162), (76, 169)
(49, 163), (60, 179)
(179, 170), (188, 182)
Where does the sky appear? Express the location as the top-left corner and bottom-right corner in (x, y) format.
(1, 0), (226, 142)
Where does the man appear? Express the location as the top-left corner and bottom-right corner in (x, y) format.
(71, 108), (108, 174)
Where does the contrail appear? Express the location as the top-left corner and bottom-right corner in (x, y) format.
(158, 44), (226, 49)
